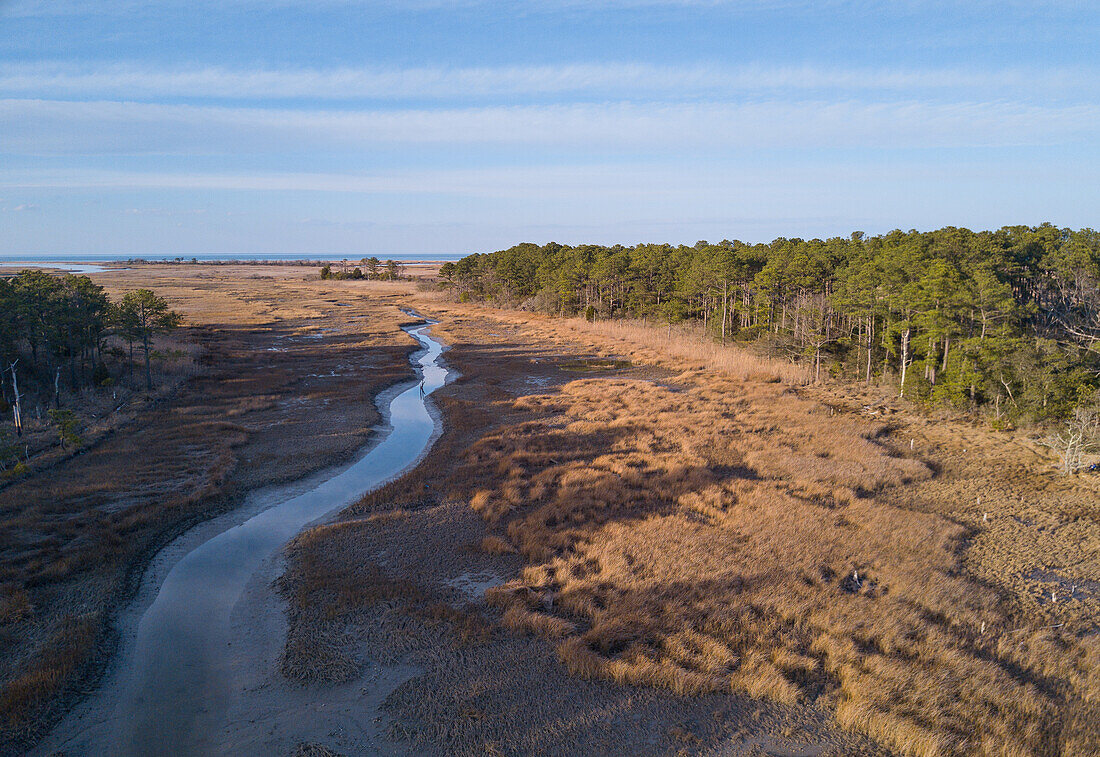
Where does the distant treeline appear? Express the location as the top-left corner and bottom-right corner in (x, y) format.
(123, 258), (328, 266)
(441, 224), (1100, 422)
(320, 258), (405, 280)
(123, 257), (428, 267)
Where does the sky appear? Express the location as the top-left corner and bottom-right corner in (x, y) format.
(0, 0), (1097, 257)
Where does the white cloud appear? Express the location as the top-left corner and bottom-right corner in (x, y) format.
(0, 165), (691, 196)
(1, 158), (1091, 199)
(4, 158), (1093, 255)
(0, 1), (845, 18)
(0, 62), (1091, 101)
(2, 0), (1082, 16)
(123, 207), (208, 215)
(1, 97), (1096, 155)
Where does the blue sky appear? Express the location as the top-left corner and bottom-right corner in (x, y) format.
(0, 0), (1097, 256)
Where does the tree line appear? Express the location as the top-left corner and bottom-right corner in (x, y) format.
(440, 224), (1100, 423)
(320, 257), (405, 281)
(0, 270), (179, 436)
(125, 258), (330, 266)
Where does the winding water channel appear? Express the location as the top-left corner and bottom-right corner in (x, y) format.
(0, 261), (110, 274)
(38, 319), (449, 756)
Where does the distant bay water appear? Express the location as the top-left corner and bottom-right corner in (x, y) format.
(0, 252), (466, 263)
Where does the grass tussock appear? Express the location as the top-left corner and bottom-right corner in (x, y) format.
(501, 605), (575, 639)
(279, 520), (423, 682)
(291, 743), (346, 757)
(478, 535), (516, 555)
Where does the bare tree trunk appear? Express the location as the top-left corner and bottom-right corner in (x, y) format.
(899, 327), (911, 398)
(928, 337), (937, 386)
(8, 361), (21, 436)
(721, 280), (728, 342)
(856, 318), (863, 382)
(143, 330), (152, 390)
(866, 316), (873, 385)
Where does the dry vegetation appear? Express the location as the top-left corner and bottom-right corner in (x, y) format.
(282, 290), (1099, 756)
(570, 317), (809, 385)
(292, 743), (346, 757)
(0, 266), (423, 754)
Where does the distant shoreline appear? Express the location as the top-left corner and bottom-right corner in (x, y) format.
(0, 258), (452, 275)
(0, 256), (463, 265)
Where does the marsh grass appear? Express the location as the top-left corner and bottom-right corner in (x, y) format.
(458, 375), (1090, 755)
(355, 297), (1100, 757)
(564, 316), (808, 384)
(478, 535), (516, 555)
(291, 743), (345, 757)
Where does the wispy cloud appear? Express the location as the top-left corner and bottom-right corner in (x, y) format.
(1, 62), (1091, 101)
(4, 160), (1089, 255)
(123, 207), (208, 216)
(2, 98), (1095, 155)
(1, 158), (1090, 198)
(1, 166), (681, 196)
(0, 1), (846, 18)
(3, 0), (1083, 16)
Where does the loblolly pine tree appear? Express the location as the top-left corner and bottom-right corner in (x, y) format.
(119, 289), (181, 390)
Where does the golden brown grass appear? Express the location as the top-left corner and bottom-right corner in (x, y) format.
(565, 316), (809, 384)
(478, 535), (516, 555)
(499, 604), (576, 639)
(360, 294), (1100, 757)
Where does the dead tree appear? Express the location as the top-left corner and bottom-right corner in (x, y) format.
(1041, 408), (1099, 474)
(898, 327), (912, 398)
(7, 360), (21, 436)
